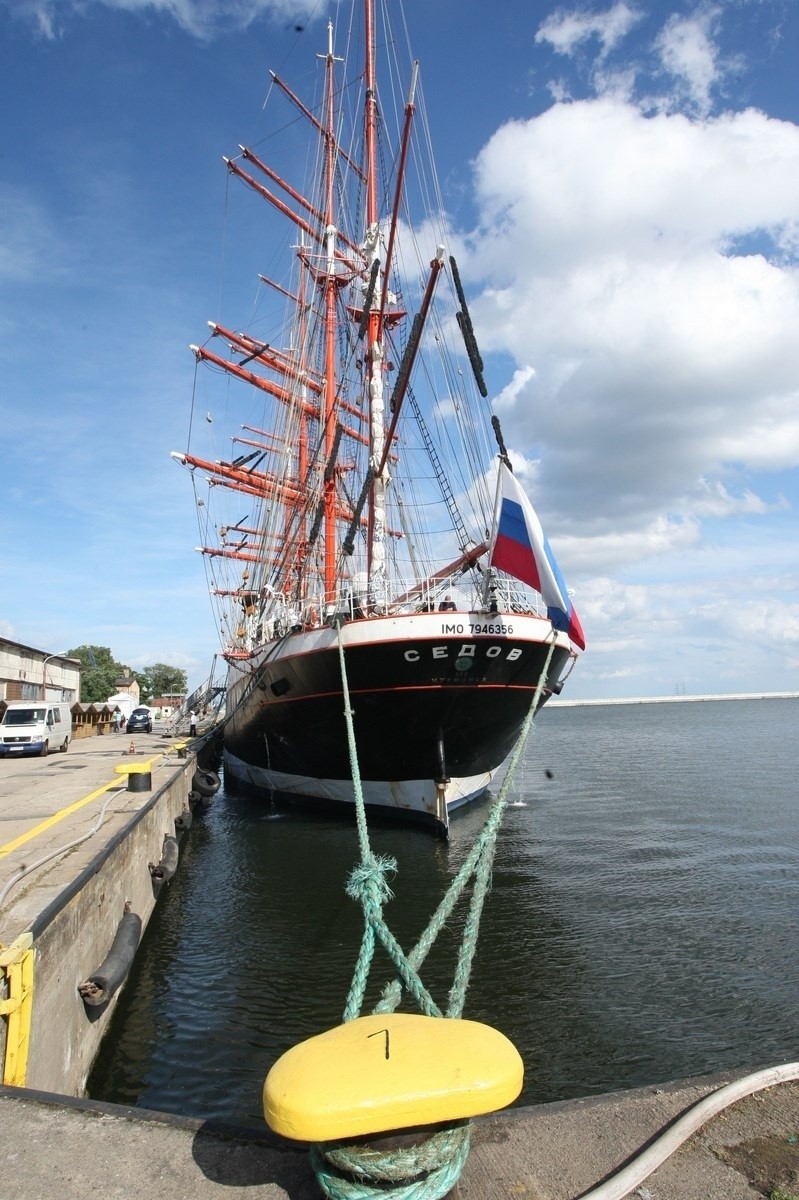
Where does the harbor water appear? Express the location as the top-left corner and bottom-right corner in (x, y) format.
(87, 697), (799, 1128)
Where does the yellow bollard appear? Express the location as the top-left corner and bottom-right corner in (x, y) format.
(263, 1012), (523, 1142)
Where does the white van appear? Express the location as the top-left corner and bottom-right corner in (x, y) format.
(0, 701), (72, 757)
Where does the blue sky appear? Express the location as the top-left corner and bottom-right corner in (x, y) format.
(1, 0), (797, 698)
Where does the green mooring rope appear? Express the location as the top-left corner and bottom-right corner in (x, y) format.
(310, 1122), (472, 1200)
(309, 625), (558, 1200)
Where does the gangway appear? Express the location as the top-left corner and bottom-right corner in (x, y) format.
(169, 658), (226, 733)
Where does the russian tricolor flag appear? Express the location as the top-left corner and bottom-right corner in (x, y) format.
(489, 462), (586, 650)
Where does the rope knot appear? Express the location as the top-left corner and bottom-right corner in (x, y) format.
(346, 855), (397, 908)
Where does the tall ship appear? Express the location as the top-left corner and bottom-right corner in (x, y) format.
(173, 0), (585, 835)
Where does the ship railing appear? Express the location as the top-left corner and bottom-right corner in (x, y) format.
(267, 575), (549, 630)
(384, 573), (548, 618)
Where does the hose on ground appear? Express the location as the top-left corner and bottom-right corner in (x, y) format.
(0, 787), (122, 908)
(580, 1060), (799, 1200)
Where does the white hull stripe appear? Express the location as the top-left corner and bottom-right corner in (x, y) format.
(227, 610), (570, 680)
(223, 748), (492, 822)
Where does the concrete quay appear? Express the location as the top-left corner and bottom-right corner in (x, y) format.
(0, 723), (190, 939)
(1, 1066), (798, 1199)
(0, 722), (207, 1094)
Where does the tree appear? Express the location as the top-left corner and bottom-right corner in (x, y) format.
(141, 663), (188, 700)
(64, 647), (188, 705)
(133, 670), (151, 704)
(66, 645), (126, 704)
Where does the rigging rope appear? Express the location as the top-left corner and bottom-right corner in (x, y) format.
(308, 625), (558, 1200)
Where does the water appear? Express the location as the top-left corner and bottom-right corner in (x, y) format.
(87, 698), (799, 1127)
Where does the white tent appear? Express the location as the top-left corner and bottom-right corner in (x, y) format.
(106, 692), (137, 718)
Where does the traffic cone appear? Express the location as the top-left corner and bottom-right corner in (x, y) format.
(129, 741), (136, 755)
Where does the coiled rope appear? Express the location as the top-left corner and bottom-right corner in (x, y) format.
(308, 625), (558, 1200)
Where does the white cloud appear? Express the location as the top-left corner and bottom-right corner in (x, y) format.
(452, 89), (799, 697)
(724, 597), (799, 646)
(546, 78), (574, 104)
(461, 99), (799, 541)
(3, 0), (319, 40)
(556, 515), (702, 574)
(590, 65), (639, 103)
(536, 3), (642, 60)
(654, 8), (727, 115)
(0, 185), (68, 283)
(687, 478), (777, 518)
(569, 569), (799, 695)
(537, 4), (745, 117)
(495, 365), (536, 408)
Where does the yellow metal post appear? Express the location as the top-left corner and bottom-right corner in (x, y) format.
(0, 932), (35, 1086)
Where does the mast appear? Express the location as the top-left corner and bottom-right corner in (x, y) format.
(363, 0), (386, 606)
(321, 21), (343, 607)
(296, 245), (310, 604)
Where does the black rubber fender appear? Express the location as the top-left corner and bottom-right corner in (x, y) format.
(78, 909), (142, 1008)
(192, 768), (221, 798)
(174, 808), (193, 832)
(148, 834), (179, 883)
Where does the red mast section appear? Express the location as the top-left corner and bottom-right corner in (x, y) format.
(364, 0), (381, 585)
(321, 20), (343, 607)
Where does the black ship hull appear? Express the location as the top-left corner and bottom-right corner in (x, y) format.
(224, 611), (573, 833)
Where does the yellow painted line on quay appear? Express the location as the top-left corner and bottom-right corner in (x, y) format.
(0, 754), (166, 860)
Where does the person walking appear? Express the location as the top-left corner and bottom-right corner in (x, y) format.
(189, 710), (198, 737)
(111, 710), (120, 734)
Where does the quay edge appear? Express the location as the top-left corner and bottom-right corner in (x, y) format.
(0, 725), (220, 1095)
(0, 1064), (797, 1199)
